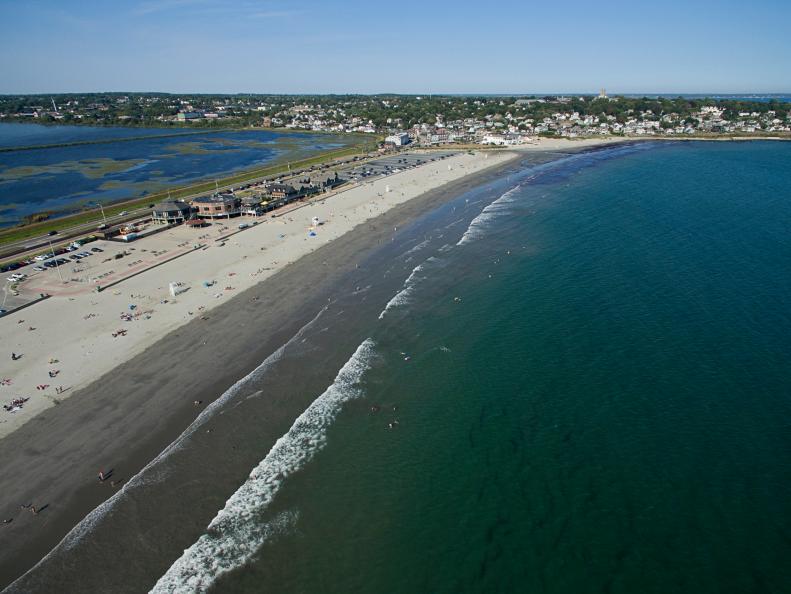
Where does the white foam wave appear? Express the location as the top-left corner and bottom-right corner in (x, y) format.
(378, 262), (426, 319)
(4, 307), (331, 592)
(150, 338), (376, 594)
(457, 184), (522, 246)
(401, 238), (430, 257)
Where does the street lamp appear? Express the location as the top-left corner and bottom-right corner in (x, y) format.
(88, 202), (108, 226)
(95, 202), (108, 225)
(1, 279), (10, 309)
(48, 237), (64, 283)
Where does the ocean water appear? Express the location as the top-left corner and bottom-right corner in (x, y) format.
(0, 123), (354, 226)
(7, 141), (791, 594)
(624, 94), (791, 103)
(202, 140), (791, 593)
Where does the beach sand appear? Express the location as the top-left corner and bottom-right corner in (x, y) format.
(0, 137), (622, 589)
(0, 150), (511, 437)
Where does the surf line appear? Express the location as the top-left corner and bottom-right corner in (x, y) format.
(150, 338), (376, 594)
(456, 184), (522, 246)
(378, 261), (426, 319)
(455, 149), (609, 247)
(4, 305), (333, 593)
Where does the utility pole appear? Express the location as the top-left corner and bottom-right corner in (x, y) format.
(96, 202), (108, 225)
(48, 238), (64, 283)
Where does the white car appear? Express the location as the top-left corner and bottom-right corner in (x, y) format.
(33, 266), (46, 272)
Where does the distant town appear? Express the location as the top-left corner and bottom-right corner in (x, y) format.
(1, 92), (789, 146)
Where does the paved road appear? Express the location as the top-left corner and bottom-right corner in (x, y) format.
(0, 153), (379, 263)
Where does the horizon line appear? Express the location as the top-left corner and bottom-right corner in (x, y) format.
(2, 90), (791, 98)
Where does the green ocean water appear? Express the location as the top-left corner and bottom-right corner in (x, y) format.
(7, 141), (790, 594)
(214, 141), (791, 593)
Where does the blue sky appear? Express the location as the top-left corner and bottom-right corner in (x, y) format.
(1, 0), (789, 94)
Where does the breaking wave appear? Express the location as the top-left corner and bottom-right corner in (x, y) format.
(378, 256), (438, 319)
(401, 238), (431, 258)
(149, 338), (376, 594)
(4, 306), (331, 593)
(456, 184), (522, 246)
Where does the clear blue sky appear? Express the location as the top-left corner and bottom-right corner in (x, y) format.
(1, 0), (789, 95)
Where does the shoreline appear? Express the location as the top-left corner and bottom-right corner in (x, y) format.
(1, 133), (786, 247)
(0, 146), (536, 589)
(0, 150), (518, 440)
(0, 138), (634, 590)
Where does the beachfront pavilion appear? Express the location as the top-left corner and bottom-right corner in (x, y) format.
(190, 194), (242, 219)
(151, 200), (194, 225)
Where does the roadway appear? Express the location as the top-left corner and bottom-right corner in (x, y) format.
(0, 152), (381, 264)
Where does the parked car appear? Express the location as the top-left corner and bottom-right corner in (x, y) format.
(33, 266), (46, 272)
(91, 247), (103, 253)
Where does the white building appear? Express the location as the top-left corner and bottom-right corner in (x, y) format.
(385, 132), (410, 146)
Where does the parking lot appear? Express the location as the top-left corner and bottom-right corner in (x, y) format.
(1, 230), (206, 309)
(347, 151), (458, 180)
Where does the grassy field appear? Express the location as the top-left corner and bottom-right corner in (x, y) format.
(0, 140), (375, 249)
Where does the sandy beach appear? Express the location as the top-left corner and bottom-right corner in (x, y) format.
(0, 137), (620, 440)
(0, 137), (623, 590)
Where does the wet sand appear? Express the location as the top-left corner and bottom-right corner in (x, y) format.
(0, 153), (528, 591)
